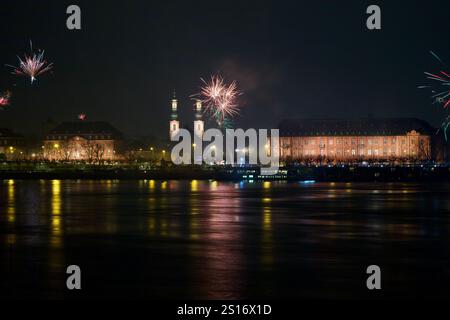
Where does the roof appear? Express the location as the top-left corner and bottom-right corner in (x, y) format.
(0, 128), (24, 138)
(47, 121), (123, 139)
(278, 118), (434, 137)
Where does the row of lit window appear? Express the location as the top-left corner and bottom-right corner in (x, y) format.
(287, 137), (414, 146)
(300, 149), (412, 156)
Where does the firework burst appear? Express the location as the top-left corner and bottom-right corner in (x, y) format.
(419, 51), (450, 108)
(7, 41), (53, 84)
(192, 75), (242, 125)
(419, 51), (450, 141)
(0, 91), (11, 107)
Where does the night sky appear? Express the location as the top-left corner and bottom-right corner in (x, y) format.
(0, 0), (449, 139)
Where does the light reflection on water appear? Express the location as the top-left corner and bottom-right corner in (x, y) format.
(0, 179), (449, 299)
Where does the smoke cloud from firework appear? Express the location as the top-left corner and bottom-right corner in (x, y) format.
(7, 41), (53, 84)
(192, 75), (242, 125)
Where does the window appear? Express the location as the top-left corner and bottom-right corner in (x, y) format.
(352, 149), (356, 155)
(368, 150), (372, 156)
(329, 139), (333, 145)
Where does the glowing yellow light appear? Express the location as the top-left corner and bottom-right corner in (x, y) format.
(263, 208), (272, 229)
(190, 179), (198, 192)
(52, 180), (61, 215)
(7, 180), (15, 224)
(50, 180), (62, 247)
(53, 143), (59, 149)
(210, 180), (218, 191)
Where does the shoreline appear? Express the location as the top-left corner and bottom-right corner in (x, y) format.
(0, 165), (449, 182)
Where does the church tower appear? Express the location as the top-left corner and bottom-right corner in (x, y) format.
(194, 100), (204, 138)
(193, 100), (204, 164)
(169, 92), (180, 140)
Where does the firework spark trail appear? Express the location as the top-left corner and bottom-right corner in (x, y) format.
(7, 41), (53, 84)
(192, 75), (242, 124)
(438, 116), (450, 141)
(430, 50), (445, 66)
(0, 91), (11, 107)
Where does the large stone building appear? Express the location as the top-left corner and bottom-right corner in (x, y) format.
(43, 121), (123, 161)
(279, 118), (433, 162)
(0, 128), (25, 160)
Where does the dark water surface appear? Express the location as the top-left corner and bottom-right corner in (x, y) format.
(1, 179), (449, 299)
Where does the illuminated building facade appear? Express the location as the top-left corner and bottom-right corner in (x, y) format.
(0, 128), (25, 160)
(43, 121), (123, 161)
(279, 118), (433, 162)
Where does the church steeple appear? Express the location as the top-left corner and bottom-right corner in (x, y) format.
(171, 90), (178, 120)
(169, 91), (180, 140)
(194, 99), (204, 139)
(195, 99), (202, 120)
